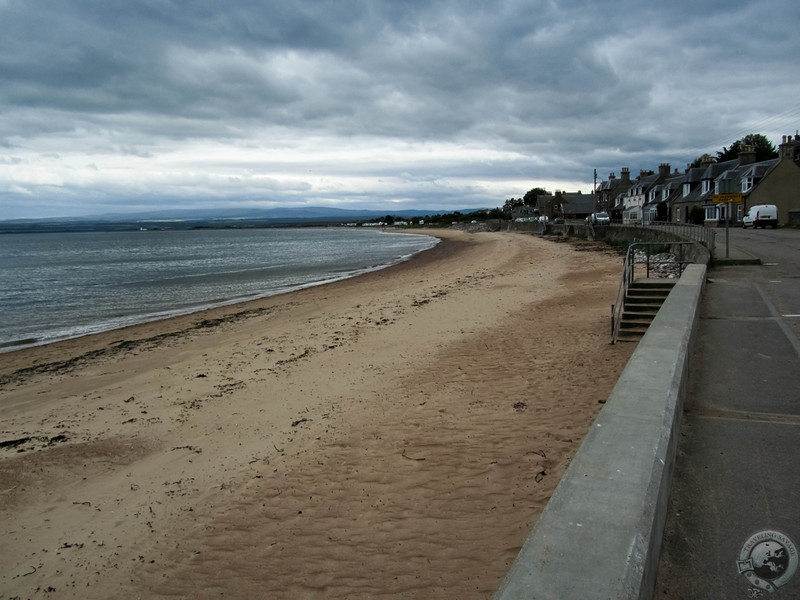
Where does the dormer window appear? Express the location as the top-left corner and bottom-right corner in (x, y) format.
(742, 176), (754, 192)
(702, 180), (711, 194)
(683, 183), (691, 197)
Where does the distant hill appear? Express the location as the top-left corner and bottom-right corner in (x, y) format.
(0, 206), (488, 234)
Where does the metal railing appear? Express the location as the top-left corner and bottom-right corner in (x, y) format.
(613, 221), (716, 252)
(586, 219), (596, 240)
(565, 219), (717, 254)
(610, 242), (695, 344)
(610, 248), (634, 344)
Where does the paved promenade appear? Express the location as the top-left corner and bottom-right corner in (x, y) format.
(655, 241), (800, 597)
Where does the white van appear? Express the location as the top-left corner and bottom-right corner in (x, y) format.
(742, 204), (778, 229)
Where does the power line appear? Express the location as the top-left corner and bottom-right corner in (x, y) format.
(705, 107), (800, 151)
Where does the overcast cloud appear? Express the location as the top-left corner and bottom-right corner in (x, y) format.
(1, 0), (799, 219)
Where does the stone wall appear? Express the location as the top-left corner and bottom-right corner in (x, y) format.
(506, 221), (713, 266)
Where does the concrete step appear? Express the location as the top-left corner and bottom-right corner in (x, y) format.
(620, 316), (655, 327)
(615, 329), (647, 341)
(614, 279), (677, 342)
(625, 294), (668, 304)
(623, 303), (661, 313)
(627, 288), (672, 297)
(630, 278), (677, 289)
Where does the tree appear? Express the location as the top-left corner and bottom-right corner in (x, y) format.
(523, 187), (549, 205)
(502, 197), (523, 217)
(689, 153), (716, 168)
(467, 209), (489, 221)
(716, 133), (778, 163)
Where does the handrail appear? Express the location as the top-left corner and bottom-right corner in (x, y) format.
(614, 221), (716, 254)
(611, 242), (695, 344)
(627, 241), (694, 279)
(610, 248), (632, 344)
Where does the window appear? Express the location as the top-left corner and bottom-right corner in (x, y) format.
(705, 205), (717, 220)
(702, 180), (711, 194)
(683, 183), (691, 197)
(714, 181), (720, 195)
(742, 177), (753, 192)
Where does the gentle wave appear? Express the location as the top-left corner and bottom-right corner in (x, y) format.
(0, 228), (438, 352)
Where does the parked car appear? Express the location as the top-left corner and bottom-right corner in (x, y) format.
(587, 211), (610, 225)
(742, 204), (778, 229)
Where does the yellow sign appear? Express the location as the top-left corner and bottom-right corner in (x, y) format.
(712, 193), (743, 204)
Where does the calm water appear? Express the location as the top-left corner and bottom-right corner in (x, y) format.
(0, 228), (437, 352)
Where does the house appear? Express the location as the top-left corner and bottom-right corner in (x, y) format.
(566, 131), (800, 227)
(511, 203), (539, 220)
(670, 161), (712, 224)
(743, 134), (800, 225)
(620, 165), (671, 224)
(535, 194), (557, 219)
(705, 157), (777, 225)
(559, 191), (595, 220)
(536, 191), (594, 220)
(643, 168), (684, 224)
(596, 168), (633, 215)
(669, 136), (800, 227)
(662, 157), (740, 225)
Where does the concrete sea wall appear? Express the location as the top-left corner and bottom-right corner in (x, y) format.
(494, 249), (707, 598)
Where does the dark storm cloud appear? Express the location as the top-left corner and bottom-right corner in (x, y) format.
(1, 0), (799, 218)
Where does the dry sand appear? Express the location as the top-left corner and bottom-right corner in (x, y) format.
(0, 229), (634, 599)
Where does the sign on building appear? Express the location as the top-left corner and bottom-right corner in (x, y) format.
(712, 193), (743, 204)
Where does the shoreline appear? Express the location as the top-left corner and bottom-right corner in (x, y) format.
(0, 229), (634, 599)
(0, 229), (448, 381)
(0, 228), (439, 357)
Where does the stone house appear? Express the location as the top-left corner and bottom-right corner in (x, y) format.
(643, 168), (684, 223)
(669, 161), (712, 224)
(742, 134), (800, 225)
(535, 191), (594, 220)
(588, 132), (800, 227)
(596, 168), (633, 215)
(619, 165), (671, 224)
(511, 203), (539, 220)
(686, 136), (800, 226)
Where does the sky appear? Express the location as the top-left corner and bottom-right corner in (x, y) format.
(2, 1), (800, 220)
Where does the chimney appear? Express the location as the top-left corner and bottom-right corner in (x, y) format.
(609, 172), (616, 180)
(738, 145), (756, 165)
(779, 134), (798, 160)
(658, 163), (670, 178)
(620, 167), (630, 181)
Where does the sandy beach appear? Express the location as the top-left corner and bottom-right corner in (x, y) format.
(0, 229), (634, 599)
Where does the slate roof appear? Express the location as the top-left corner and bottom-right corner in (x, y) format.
(560, 193), (595, 215)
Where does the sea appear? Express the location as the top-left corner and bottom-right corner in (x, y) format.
(0, 227), (438, 353)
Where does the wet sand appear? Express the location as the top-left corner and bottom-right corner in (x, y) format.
(0, 229), (634, 599)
